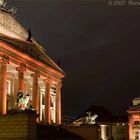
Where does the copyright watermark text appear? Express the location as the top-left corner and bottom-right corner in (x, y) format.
(108, 0), (140, 6)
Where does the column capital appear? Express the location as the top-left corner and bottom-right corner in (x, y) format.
(0, 56), (9, 65)
(44, 78), (51, 84)
(16, 64), (26, 72)
(31, 72), (40, 78)
(56, 82), (62, 88)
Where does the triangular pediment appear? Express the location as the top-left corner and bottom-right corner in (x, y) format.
(0, 34), (65, 76)
(0, 10), (65, 77)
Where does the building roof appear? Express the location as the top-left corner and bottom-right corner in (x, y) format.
(0, 34), (64, 76)
(127, 104), (140, 113)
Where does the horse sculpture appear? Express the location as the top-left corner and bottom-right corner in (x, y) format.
(85, 112), (98, 125)
(15, 91), (30, 110)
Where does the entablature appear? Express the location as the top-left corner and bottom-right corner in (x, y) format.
(0, 41), (65, 82)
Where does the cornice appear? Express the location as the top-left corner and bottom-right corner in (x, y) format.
(0, 41), (65, 79)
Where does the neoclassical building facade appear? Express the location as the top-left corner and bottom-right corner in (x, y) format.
(127, 97), (140, 140)
(0, 8), (65, 125)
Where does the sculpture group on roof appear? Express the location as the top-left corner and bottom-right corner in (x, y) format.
(85, 112), (98, 125)
(0, 0), (17, 14)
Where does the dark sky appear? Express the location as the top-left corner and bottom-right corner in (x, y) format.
(8, 0), (140, 116)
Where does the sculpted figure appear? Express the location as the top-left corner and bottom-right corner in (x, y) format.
(85, 112), (98, 125)
(0, 0), (5, 7)
(15, 91), (30, 110)
(0, 0), (7, 8)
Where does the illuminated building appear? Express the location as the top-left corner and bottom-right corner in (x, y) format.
(0, 3), (64, 125)
(127, 97), (140, 140)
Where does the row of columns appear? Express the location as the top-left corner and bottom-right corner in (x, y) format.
(0, 56), (62, 125)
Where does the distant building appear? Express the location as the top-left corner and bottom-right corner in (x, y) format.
(127, 97), (140, 140)
(72, 105), (128, 140)
(0, 2), (65, 125)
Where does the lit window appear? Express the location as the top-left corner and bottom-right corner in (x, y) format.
(134, 121), (140, 125)
(40, 88), (45, 122)
(50, 86), (56, 123)
(6, 80), (11, 96)
(135, 131), (139, 140)
(30, 87), (32, 101)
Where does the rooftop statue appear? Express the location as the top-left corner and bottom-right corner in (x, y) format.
(14, 91), (30, 110)
(0, 0), (5, 7)
(85, 112), (98, 125)
(0, 0), (7, 9)
(0, 0), (17, 15)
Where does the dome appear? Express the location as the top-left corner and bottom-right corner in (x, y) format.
(0, 9), (28, 40)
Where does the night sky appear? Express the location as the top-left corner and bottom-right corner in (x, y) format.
(7, 0), (140, 116)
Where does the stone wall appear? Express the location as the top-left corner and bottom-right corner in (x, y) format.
(65, 125), (99, 140)
(0, 111), (37, 140)
(112, 124), (128, 140)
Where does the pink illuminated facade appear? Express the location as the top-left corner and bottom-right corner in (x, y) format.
(0, 9), (65, 125)
(128, 97), (140, 140)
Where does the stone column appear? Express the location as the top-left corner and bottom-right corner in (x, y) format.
(56, 82), (62, 125)
(31, 73), (40, 113)
(128, 115), (133, 140)
(44, 79), (51, 124)
(0, 56), (9, 114)
(16, 64), (26, 92)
